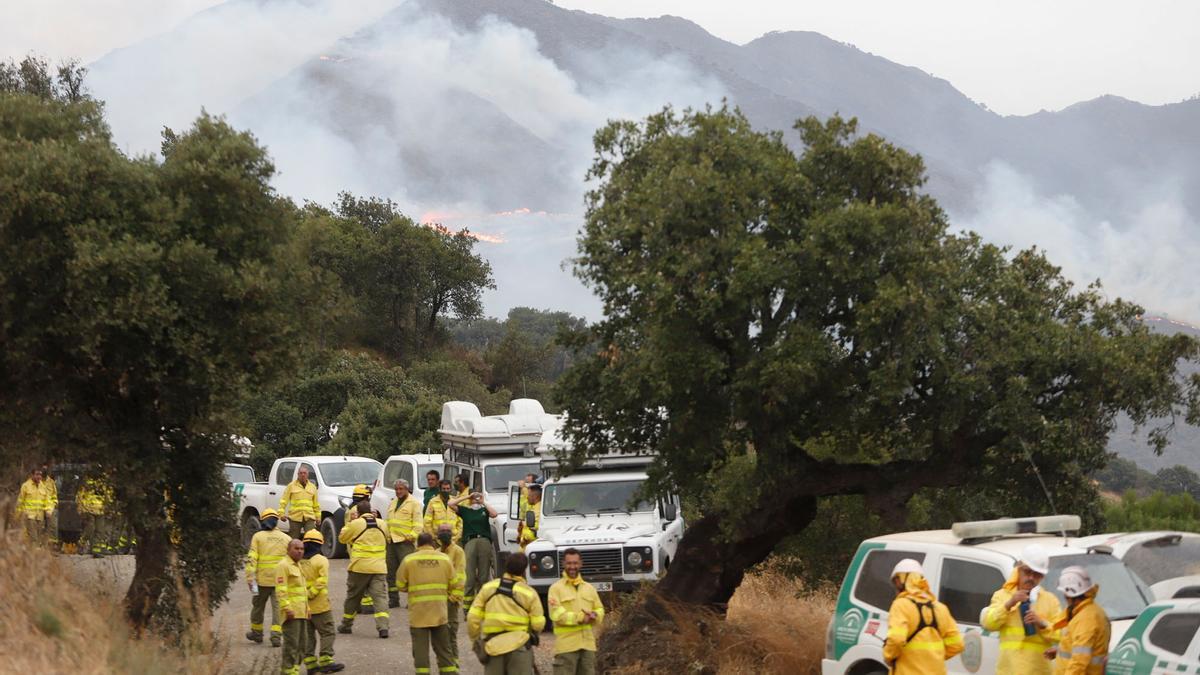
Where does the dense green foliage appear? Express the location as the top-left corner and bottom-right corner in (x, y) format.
(559, 105), (1200, 607)
(1105, 490), (1200, 532)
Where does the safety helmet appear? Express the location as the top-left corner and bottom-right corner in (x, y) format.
(1057, 565), (1094, 598)
(259, 508), (280, 521)
(1019, 544), (1050, 575)
(303, 529), (324, 544)
(353, 484), (371, 499)
(891, 558), (925, 580)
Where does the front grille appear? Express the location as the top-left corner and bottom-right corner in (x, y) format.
(560, 547), (623, 579)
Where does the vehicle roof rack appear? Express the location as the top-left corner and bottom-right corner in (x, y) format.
(439, 399), (562, 456)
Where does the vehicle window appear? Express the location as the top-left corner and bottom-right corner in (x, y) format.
(274, 461), (296, 485)
(484, 463), (539, 493)
(472, 471), (482, 492)
(1123, 536), (1200, 586)
(853, 550), (927, 611)
(418, 463), (444, 487)
(224, 465), (255, 483)
(939, 558), (1006, 625)
(318, 461), (382, 487)
(1174, 586), (1200, 599)
(383, 460), (414, 488)
(543, 480), (652, 515)
(1147, 613), (1200, 657)
(1042, 553), (1152, 620)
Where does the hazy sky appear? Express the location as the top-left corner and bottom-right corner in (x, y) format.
(3, 0), (1196, 115)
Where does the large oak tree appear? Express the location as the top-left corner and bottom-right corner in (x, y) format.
(555, 107), (1200, 665)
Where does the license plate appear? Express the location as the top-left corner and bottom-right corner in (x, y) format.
(593, 581), (613, 592)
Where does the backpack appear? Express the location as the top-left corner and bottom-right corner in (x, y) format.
(905, 598), (942, 643)
(472, 578), (537, 664)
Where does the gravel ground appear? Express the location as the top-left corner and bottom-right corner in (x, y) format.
(68, 554), (557, 674)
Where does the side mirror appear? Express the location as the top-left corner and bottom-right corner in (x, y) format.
(525, 511), (537, 528)
(663, 503), (678, 523)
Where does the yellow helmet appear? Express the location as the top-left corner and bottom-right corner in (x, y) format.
(303, 529), (324, 544)
(259, 508), (280, 521)
(352, 484), (371, 499)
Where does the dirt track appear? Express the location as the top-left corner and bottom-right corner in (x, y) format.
(68, 554), (556, 674)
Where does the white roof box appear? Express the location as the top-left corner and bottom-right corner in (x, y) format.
(439, 400), (561, 455)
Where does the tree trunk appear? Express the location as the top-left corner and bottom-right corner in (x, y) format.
(124, 523), (171, 632)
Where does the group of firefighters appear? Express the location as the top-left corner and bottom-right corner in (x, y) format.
(884, 544), (1109, 675)
(15, 465), (129, 556)
(246, 467), (601, 675)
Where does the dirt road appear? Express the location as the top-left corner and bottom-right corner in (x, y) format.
(70, 555), (556, 674)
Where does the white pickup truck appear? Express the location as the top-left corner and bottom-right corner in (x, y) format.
(233, 455), (382, 558)
(515, 431), (684, 599)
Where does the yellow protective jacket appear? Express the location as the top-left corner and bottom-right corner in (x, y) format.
(300, 554), (331, 615)
(982, 569), (1062, 675)
(387, 494), (422, 544)
(397, 545), (462, 628)
(1053, 587), (1110, 675)
(518, 501), (541, 551)
(424, 496), (462, 541)
(278, 480), (319, 522)
(442, 543), (466, 605)
(548, 575), (605, 654)
(883, 573), (964, 674)
(246, 528), (292, 586)
(17, 479), (55, 520)
(274, 558), (310, 620)
(76, 478), (113, 516)
(338, 514), (387, 574)
(468, 574), (546, 656)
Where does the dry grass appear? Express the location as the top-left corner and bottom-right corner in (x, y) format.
(604, 561), (836, 675)
(0, 504), (230, 674)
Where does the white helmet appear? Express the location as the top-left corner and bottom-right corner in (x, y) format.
(891, 558), (925, 579)
(1019, 544), (1050, 575)
(1057, 565), (1094, 598)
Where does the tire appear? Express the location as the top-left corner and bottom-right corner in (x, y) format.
(320, 517), (348, 559)
(241, 512), (260, 549)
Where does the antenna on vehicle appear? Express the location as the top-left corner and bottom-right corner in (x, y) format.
(1019, 439), (1068, 546)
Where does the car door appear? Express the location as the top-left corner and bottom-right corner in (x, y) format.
(936, 555), (1007, 674)
(1143, 609), (1200, 673)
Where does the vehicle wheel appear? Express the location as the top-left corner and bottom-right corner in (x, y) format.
(848, 662), (888, 675)
(320, 517), (347, 559)
(241, 513), (260, 548)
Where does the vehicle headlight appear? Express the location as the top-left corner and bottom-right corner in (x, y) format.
(627, 551), (643, 567)
(529, 552), (557, 578)
(624, 546), (655, 573)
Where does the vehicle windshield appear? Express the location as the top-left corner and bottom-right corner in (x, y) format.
(1042, 553), (1153, 620)
(1122, 536), (1200, 586)
(484, 463), (539, 493)
(224, 465), (255, 484)
(318, 461), (382, 487)
(543, 479), (653, 516)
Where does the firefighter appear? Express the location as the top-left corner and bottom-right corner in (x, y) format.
(398, 531), (461, 674)
(468, 554), (546, 674)
(16, 467), (56, 546)
(449, 489), (497, 607)
(337, 501), (390, 638)
(76, 476), (114, 557)
(439, 523), (468, 666)
(278, 466), (319, 539)
(423, 469), (441, 509)
(275, 538), (309, 675)
(424, 478), (462, 541)
(548, 548), (605, 675)
(346, 483), (379, 615)
(246, 508), (292, 647)
(1048, 565), (1109, 675)
(40, 464), (60, 548)
(386, 478), (422, 608)
(453, 472), (472, 506)
(516, 484), (541, 553)
(882, 559), (964, 674)
(299, 529), (344, 674)
(982, 545), (1062, 675)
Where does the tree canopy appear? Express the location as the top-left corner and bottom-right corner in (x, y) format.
(556, 105), (1200, 641)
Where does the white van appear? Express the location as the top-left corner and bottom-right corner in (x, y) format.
(822, 516), (1155, 675)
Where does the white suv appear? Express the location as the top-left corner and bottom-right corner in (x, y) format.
(822, 516), (1155, 675)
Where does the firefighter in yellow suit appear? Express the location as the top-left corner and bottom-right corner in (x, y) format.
(398, 532), (462, 674)
(16, 467), (56, 545)
(468, 554), (546, 674)
(76, 477), (114, 556)
(338, 501), (390, 637)
(300, 529), (344, 673)
(982, 545), (1062, 675)
(424, 479), (463, 541)
(1050, 566), (1109, 675)
(246, 509), (292, 647)
(517, 484), (541, 553)
(278, 466), (320, 539)
(548, 548), (605, 675)
(883, 559), (964, 674)
(275, 538), (309, 675)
